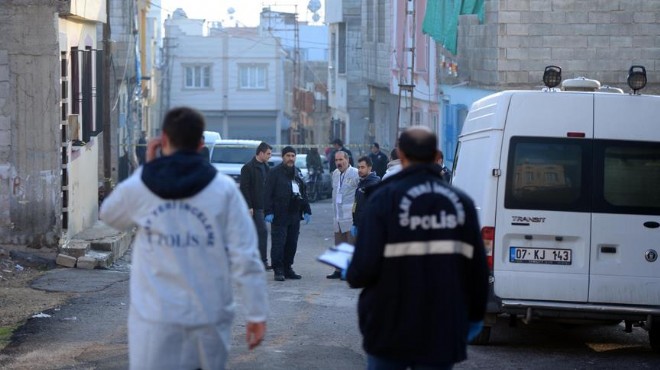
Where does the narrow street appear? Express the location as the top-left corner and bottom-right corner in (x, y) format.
(1, 199), (659, 369)
(0, 199), (366, 369)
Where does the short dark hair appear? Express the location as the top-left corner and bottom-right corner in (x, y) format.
(162, 107), (205, 151)
(390, 148), (399, 160)
(332, 138), (343, 146)
(438, 149), (444, 160)
(256, 142), (272, 155)
(372, 142), (380, 149)
(398, 127), (438, 163)
(358, 156), (372, 167)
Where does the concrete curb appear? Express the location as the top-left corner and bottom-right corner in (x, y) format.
(57, 222), (133, 269)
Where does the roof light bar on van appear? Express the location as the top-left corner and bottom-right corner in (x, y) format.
(542, 65), (562, 89)
(627, 65), (647, 94)
(566, 132), (586, 138)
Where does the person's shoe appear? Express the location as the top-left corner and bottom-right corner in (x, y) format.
(326, 270), (342, 279)
(274, 270), (285, 281)
(263, 261), (273, 271)
(284, 269), (302, 280)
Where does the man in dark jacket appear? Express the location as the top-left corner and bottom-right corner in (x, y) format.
(438, 149), (452, 183)
(368, 143), (388, 178)
(346, 126), (489, 369)
(264, 146), (312, 281)
(240, 142), (273, 269)
(351, 156), (380, 238)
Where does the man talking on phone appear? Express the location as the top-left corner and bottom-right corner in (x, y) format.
(100, 107), (268, 369)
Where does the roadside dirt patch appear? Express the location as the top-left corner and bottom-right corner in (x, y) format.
(0, 251), (71, 350)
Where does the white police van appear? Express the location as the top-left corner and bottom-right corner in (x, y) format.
(452, 66), (660, 351)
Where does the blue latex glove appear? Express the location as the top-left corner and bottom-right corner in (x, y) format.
(264, 214), (274, 223)
(467, 320), (484, 342)
(303, 213), (311, 224)
(350, 225), (357, 237)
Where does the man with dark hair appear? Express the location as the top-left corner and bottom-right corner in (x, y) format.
(346, 126), (489, 369)
(264, 146), (312, 281)
(240, 141), (273, 270)
(351, 155), (380, 238)
(100, 107), (268, 369)
(368, 142), (388, 178)
(329, 138), (354, 172)
(438, 149), (452, 183)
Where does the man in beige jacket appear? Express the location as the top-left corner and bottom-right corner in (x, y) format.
(327, 150), (360, 279)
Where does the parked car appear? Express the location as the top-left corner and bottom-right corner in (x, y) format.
(209, 139), (260, 183)
(268, 154), (282, 168)
(200, 131), (221, 161)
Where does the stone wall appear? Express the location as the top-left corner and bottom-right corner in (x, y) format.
(458, 0), (660, 92)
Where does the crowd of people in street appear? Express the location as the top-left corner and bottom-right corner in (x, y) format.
(106, 106), (487, 370)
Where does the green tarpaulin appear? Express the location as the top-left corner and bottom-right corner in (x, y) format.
(422, 0), (485, 55)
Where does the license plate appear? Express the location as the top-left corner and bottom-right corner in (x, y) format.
(509, 247), (572, 265)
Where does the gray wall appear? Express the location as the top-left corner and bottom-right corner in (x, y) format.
(458, 0), (660, 92)
(0, 1), (63, 246)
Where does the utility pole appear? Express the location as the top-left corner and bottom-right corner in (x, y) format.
(293, 6), (301, 144)
(102, 0), (112, 193)
(397, 0), (416, 130)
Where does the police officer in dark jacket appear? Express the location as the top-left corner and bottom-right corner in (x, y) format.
(351, 156), (380, 238)
(264, 146), (312, 282)
(368, 142), (388, 178)
(346, 127), (488, 369)
(240, 142), (272, 269)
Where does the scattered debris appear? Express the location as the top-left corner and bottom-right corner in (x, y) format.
(32, 312), (51, 318)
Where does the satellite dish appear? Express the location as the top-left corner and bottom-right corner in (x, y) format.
(227, 7), (235, 15)
(307, 0), (321, 13)
(312, 13), (320, 22)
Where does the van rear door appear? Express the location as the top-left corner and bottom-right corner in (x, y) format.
(495, 93), (593, 302)
(589, 95), (660, 306)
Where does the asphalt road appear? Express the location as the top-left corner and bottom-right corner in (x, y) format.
(0, 199), (365, 370)
(1, 199), (659, 369)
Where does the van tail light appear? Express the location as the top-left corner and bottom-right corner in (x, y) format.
(481, 226), (495, 271)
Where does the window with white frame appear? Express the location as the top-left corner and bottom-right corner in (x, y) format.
(239, 64), (267, 89)
(184, 65), (211, 88)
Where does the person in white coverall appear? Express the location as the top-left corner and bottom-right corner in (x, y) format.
(326, 150), (360, 279)
(100, 107), (268, 370)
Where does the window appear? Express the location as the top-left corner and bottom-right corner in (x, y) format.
(338, 23), (346, 74)
(377, 1), (385, 43)
(594, 140), (660, 215)
(366, 0), (374, 42)
(505, 137), (590, 212)
(184, 65), (211, 88)
(239, 65), (267, 89)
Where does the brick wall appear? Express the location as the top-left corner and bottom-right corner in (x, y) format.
(458, 0), (660, 92)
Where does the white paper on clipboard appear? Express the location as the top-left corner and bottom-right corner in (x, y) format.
(316, 243), (354, 270)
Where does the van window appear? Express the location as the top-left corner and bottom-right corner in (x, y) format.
(505, 137), (591, 212)
(594, 140), (660, 215)
(211, 146), (255, 164)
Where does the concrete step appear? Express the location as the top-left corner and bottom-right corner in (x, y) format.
(57, 221), (134, 269)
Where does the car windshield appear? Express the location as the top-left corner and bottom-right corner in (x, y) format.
(211, 146), (255, 164)
(295, 154), (307, 168)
